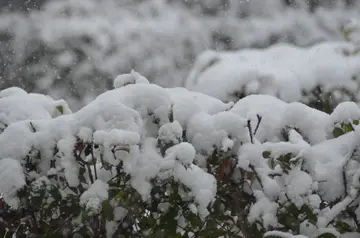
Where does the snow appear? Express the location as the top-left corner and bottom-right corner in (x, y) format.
(284, 168), (313, 203)
(158, 120), (183, 145)
(114, 206), (128, 221)
(230, 94), (287, 142)
(0, 87), (72, 124)
(171, 164), (216, 219)
(80, 179), (109, 214)
(301, 131), (360, 202)
(329, 102), (360, 125)
(238, 143), (263, 169)
(165, 142), (196, 166)
(77, 127), (93, 143)
(113, 70), (149, 88)
(327, 102), (360, 138)
(93, 129), (140, 146)
(2, 69), (360, 236)
(166, 87), (234, 129)
(0, 158), (26, 208)
(264, 231), (309, 238)
(186, 42), (360, 105)
(58, 138), (80, 187)
(248, 191), (279, 228)
(281, 102), (329, 144)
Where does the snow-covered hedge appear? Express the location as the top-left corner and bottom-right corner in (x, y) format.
(1, 0), (360, 109)
(1, 72), (360, 237)
(186, 41), (360, 113)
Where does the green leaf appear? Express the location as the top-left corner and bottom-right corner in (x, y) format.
(353, 119), (359, 125)
(342, 123), (353, 133)
(267, 158), (276, 169)
(262, 151), (271, 158)
(317, 233), (337, 238)
(332, 127), (344, 138)
(49, 187), (62, 202)
(56, 105), (64, 114)
(81, 211), (90, 222)
(159, 206), (178, 234)
(334, 220), (353, 233)
(200, 230), (228, 238)
(102, 200), (114, 221)
(277, 153), (293, 172)
(300, 204), (317, 225)
(114, 191), (125, 202)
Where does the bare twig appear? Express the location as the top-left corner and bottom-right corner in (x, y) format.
(249, 164), (263, 189)
(346, 207), (360, 230)
(247, 120), (254, 144)
(90, 144), (98, 180)
(29, 122), (36, 132)
(254, 114), (262, 136)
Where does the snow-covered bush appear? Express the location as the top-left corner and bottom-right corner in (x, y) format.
(1, 0), (360, 109)
(1, 72), (360, 237)
(186, 41), (360, 113)
(0, 0), (211, 109)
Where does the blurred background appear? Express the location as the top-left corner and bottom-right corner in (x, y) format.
(0, 0), (359, 110)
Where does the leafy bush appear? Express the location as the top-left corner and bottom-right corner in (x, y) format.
(186, 41), (360, 114)
(1, 72), (360, 238)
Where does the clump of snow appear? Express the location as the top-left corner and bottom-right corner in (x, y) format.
(329, 101), (360, 125)
(93, 129), (140, 146)
(186, 42), (360, 105)
(113, 70), (149, 88)
(249, 191), (279, 228)
(158, 121), (183, 145)
(78, 127), (93, 143)
(171, 164), (216, 219)
(281, 102), (329, 144)
(0, 87), (27, 98)
(186, 111), (249, 155)
(0, 87), (72, 124)
(284, 168), (313, 203)
(80, 179), (109, 215)
(238, 143), (263, 169)
(326, 101), (360, 137)
(166, 87), (234, 128)
(0, 158), (26, 208)
(58, 138), (80, 187)
(264, 231), (309, 238)
(165, 142), (196, 166)
(230, 94), (287, 142)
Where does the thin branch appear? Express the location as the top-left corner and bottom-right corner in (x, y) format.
(249, 164), (263, 189)
(346, 207), (360, 230)
(29, 122), (36, 132)
(74, 147), (94, 184)
(90, 144), (98, 180)
(268, 172), (282, 179)
(246, 120), (254, 144)
(253, 114), (262, 136)
(342, 160), (349, 197)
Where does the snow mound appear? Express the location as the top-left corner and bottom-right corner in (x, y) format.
(186, 42), (360, 105)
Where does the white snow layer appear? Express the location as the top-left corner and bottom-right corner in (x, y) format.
(186, 42), (360, 104)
